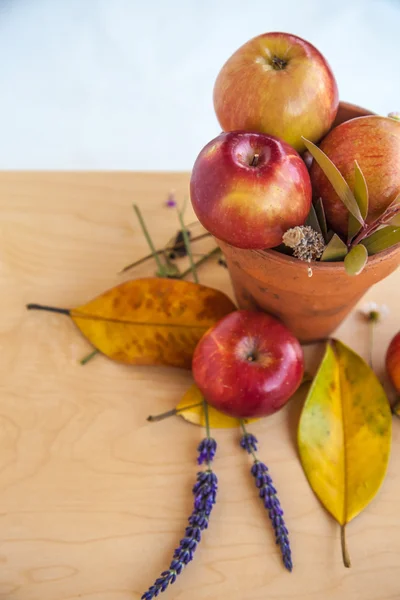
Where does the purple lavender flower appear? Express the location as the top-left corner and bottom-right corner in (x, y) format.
(240, 430), (292, 572)
(240, 432), (258, 454)
(197, 437), (217, 465)
(141, 469), (218, 599)
(165, 192), (177, 208)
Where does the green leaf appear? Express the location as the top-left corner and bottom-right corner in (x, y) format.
(315, 197), (328, 242)
(348, 161), (369, 240)
(321, 234), (348, 261)
(302, 138), (364, 226)
(344, 244), (368, 276)
(361, 226), (400, 255)
(305, 203), (323, 236)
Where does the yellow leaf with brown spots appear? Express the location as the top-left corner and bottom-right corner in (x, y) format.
(298, 339), (391, 566)
(176, 384), (259, 428)
(69, 278), (235, 369)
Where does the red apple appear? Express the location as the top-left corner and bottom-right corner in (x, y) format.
(192, 310), (304, 419)
(386, 331), (400, 395)
(190, 131), (312, 249)
(213, 32), (339, 153)
(310, 115), (400, 236)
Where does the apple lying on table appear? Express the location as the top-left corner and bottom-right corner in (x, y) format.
(310, 115), (400, 236)
(190, 131), (312, 249)
(192, 310), (304, 419)
(386, 331), (400, 395)
(213, 32), (339, 153)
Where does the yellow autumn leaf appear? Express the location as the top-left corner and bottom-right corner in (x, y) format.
(28, 278), (236, 369)
(176, 384), (259, 429)
(298, 339), (392, 566)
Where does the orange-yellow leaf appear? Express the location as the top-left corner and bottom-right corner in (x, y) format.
(70, 278), (236, 369)
(176, 384), (259, 428)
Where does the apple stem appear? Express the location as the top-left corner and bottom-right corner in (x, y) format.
(271, 55), (287, 70)
(250, 154), (259, 167)
(340, 524), (351, 568)
(147, 402), (203, 422)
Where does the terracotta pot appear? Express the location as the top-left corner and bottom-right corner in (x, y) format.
(216, 102), (399, 343)
(333, 100), (375, 127)
(217, 240), (400, 343)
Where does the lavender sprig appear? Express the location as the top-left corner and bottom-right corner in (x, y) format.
(197, 437), (217, 465)
(141, 402), (218, 599)
(240, 422), (293, 572)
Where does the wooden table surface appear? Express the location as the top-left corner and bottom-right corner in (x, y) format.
(1, 172), (400, 600)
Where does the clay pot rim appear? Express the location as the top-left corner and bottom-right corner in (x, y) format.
(254, 243), (400, 272)
(216, 236), (400, 272)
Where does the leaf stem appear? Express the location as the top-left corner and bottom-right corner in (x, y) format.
(133, 204), (167, 277)
(80, 349), (99, 365)
(177, 207), (198, 283)
(179, 247), (221, 279)
(340, 524), (351, 568)
(350, 202), (400, 249)
(26, 303), (70, 315)
(147, 402), (203, 422)
(368, 322), (374, 369)
(240, 419), (258, 461)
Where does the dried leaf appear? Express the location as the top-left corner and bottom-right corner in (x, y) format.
(70, 278), (235, 369)
(320, 234), (348, 261)
(315, 198), (328, 242)
(176, 384), (259, 428)
(177, 373), (313, 429)
(305, 204), (323, 236)
(344, 244), (368, 276)
(166, 229), (192, 258)
(348, 161), (369, 240)
(302, 138), (364, 226)
(298, 339), (391, 563)
(361, 226), (400, 255)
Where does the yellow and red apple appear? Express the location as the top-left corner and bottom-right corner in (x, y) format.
(192, 310), (304, 419)
(310, 115), (400, 236)
(214, 32), (339, 153)
(190, 131), (312, 249)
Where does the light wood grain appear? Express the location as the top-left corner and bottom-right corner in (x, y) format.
(0, 172), (400, 600)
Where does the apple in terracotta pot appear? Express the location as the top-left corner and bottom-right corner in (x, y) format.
(310, 115), (400, 236)
(192, 310), (304, 419)
(190, 131), (312, 249)
(213, 32), (339, 153)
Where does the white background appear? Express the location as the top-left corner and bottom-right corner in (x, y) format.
(0, 0), (399, 170)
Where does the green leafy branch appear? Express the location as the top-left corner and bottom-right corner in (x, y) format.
(300, 138), (400, 275)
